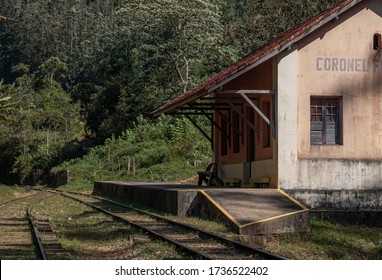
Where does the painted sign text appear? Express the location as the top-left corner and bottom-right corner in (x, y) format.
(316, 57), (381, 73)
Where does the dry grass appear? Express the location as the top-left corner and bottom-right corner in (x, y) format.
(3, 185), (381, 260)
(264, 217), (382, 260)
(0, 185), (34, 204)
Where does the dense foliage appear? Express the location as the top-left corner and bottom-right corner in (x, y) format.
(0, 58), (82, 183)
(0, 0), (340, 184)
(55, 116), (211, 190)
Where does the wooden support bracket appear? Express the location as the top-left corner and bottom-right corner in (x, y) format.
(184, 115), (212, 144)
(238, 91), (274, 129)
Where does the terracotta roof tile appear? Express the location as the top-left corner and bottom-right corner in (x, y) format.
(153, 0), (360, 115)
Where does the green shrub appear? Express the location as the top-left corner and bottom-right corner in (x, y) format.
(135, 143), (170, 168)
(55, 115), (211, 191)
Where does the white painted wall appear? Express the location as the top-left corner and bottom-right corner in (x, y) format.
(277, 47), (301, 189)
(298, 159), (382, 190)
(251, 159), (278, 187)
(277, 1), (382, 204)
(219, 163), (243, 180)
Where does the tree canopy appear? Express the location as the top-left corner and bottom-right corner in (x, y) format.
(0, 0), (340, 183)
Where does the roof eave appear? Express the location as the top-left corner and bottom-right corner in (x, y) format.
(152, 89), (208, 117)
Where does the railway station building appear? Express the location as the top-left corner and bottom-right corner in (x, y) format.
(153, 0), (382, 210)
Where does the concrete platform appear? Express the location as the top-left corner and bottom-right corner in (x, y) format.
(200, 189), (309, 234)
(93, 181), (201, 215)
(93, 181), (309, 235)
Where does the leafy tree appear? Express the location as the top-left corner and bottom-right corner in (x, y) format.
(117, 0), (226, 93)
(0, 80), (19, 120)
(0, 58), (82, 183)
(36, 57), (68, 88)
(0, 0), (120, 81)
(0, 0), (344, 183)
(221, 0), (340, 56)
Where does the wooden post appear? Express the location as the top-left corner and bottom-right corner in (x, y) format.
(128, 156), (131, 173)
(133, 157), (136, 177)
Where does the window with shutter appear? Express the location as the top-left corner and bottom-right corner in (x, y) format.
(310, 97), (341, 145)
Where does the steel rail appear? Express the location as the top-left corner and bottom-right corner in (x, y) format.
(55, 191), (210, 259)
(0, 193), (41, 209)
(26, 194), (58, 260)
(53, 189), (286, 260)
(78, 191), (286, 260)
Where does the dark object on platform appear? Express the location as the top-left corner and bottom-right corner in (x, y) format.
(197, 163), (223, 187)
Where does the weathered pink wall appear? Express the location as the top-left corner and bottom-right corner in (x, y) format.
(298, 0), (382, 159)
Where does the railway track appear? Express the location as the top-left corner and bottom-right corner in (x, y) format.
(54, 190), (286, 260)
(0, 192), (71, 260)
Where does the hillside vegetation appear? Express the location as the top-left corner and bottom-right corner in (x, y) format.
(55, 116), (210, 191)
(0, 0), (339, 185)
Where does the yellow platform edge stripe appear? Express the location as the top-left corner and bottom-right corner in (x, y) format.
(277, 188), (309, 210)
(241, 209), (309, 227)
(199, 190), (242, 228)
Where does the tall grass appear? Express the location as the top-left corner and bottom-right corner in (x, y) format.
(0, 184), (30, 203)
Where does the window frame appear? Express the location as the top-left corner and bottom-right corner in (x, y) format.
(310, 96), (342, 146)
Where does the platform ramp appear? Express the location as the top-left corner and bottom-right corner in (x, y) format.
(94, 181), (309, 235)
(198, 189), (309, 235)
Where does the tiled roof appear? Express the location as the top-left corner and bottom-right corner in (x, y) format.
(153, 0), (362, 116)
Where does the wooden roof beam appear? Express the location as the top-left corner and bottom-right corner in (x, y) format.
(215, 89), (276, 95)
